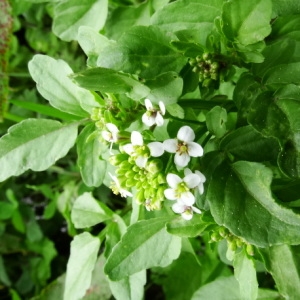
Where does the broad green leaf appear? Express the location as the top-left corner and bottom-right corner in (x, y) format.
(260, 245), (300, 299)
(0, 202), (15, 220)
(145, 72), (183, 105)
(0, 119), (78, 182)
(206, 106), (227, 138)
(220, 126), (280, 162)
(72, 67), (150, 100)
(233, 249), (258, 300)
(53, 0), (108, 42)
(0, 255), (11, 286)
(28, 55), (97, 116)
(105, 2), (151, 40)
(272, 0), (300, 16)
(109, 270), (146, 300)
(151, 0), (223, 45)
(222, 0), (272, 45)
(71, 192), (113, 228)
(166, 214), (214, 237)
(77, 124), (107, 187)
(104, 217), (181, 281)
(270, 15), (300, 41)
(64, 232), (100, 300)
(191, 276), (241, 300)
(207, 161), (300, 247)
(97, 26), (186, 79)
(248, 86), (300, 177)
(77, 26), (116, 67)
(166, 103), (185, 119)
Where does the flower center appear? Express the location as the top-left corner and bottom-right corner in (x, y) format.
(177, 142), (188, 155)
(176, 182), (189, 197)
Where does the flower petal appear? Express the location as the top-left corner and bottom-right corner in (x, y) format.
(177, 126), (195, 142)
(184, 173), (201, 188)
(142, 113), (156, 126)
(123, 143), (134, 155)
(197, 183), (204, 195)
(148, 142), (164, 157)
(102, 130), (112, 142)
(136, 155), (147, 168)
(182, 210), (193, 220)
(195, 170), (206, 182)
(163, 139), (177, 153)
(174, 152), (190, 167)
(155, 112), (164, 126)
(106, 123), (119, 133)
(184, 168), (192, 176)
(166, 173), (182, 188)
(187, 142), (203, 157)
(172, 202), (185, 214)
(159, 101), (166, 115)
(164, 188), (177, 200)
(145, 98), (153, 110)
(192, 206), (201, 214)
(131, 131), (143, 146)
(179, 191), (195, 206)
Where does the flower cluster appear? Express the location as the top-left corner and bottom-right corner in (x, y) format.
(91, 97), (206, 220)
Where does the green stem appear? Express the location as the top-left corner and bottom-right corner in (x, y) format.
(178, 99), (237, 111)
(3, 112), (25, 122)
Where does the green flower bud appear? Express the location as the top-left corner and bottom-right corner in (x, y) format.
(246, 244), (254, 256)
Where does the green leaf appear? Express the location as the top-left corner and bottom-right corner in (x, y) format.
(109, 270), (146, 300)
(97, 26), (186, 79)
(64, 232), (100, 300)
(151, 0), (223, 45)
(53, 0), (108, 42)
(260, 245), (300, 299)
(206, 106), (227, 138)
(72, 67), (150, 100)
(248, 86), (300, 177)
(77, 26), (116, 67)
(145, 72), (183, 105)
(222, 0), (272, 45)
(166, 103), (185, 119)
(28, 54), (97, 116)
(104, 217), (181, 281)
(0, 119), (78, 182)
(0, 255), (11, 286)
(166, 214), (214, 238)
(233, 249), (258, 300)
(77, 124), (107, 187)
(0, 202), (15, 220)
(220, 125), (280, 162)
(71, 192), (113, 228)
(207, 161), (300, 247)
(105, 2), (151, 40)
(272, 0), (300, 16)
(191, 276), (241, 300)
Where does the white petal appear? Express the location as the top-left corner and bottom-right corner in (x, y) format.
(123, 143), (134, 155)
(174, 152), (190, 167)
(179, 192), (195, 206)
(163, 139), (177, 153)
(102, 130), (112, 142)
(136, 155), (147, 168)
(195, 170), (206, 182)
(159, 101), (166, 115)
(148, 142), (164, 157)
(109, 172), (120, 189)
(166, 173), (182, 188)
(164, 188), (177, 200)
(197, 183), (205, 195)
(145, 98), (153, 110)
(184, 168), (192, 176)
(182, 211), (193, 220)
(184, 173), (201, 188)
(192, 206), (201, 214)
(142, 113), (156, 126)
(131, 131), (143, 146)
(177, 126), (195, 142)
(106, 123), (119, 133)
(120, 188), (133, 198)
(155, 112), (164, 126)
(172, 202), (185, 214)
(187, 142), (203, 157)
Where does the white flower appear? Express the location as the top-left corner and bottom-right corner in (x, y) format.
(163, 126), (204, 167)
(102, 123), (119, 153)
(123, 131), (164, 168)
(172, 201), (201, 220)
(164, 173), (201, 205)
(109, 173), (132, 198)
(142, 99), (166, 127)
(184, 168), (206, 195)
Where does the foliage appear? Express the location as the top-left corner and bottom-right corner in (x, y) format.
(1, 0), (300, 299)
